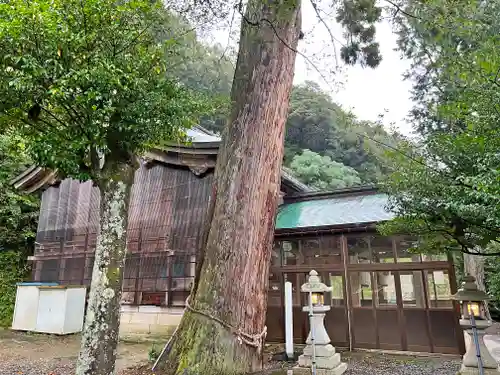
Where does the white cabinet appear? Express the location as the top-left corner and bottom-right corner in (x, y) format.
(12, 283), (86, 335)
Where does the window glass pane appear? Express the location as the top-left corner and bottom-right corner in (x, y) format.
(422, 254), (448, 262)
(302, 239), (322, 265)
(170, 291), (190, 306)
(350, 271), (373, 307)
(40, 259), (60, 282)
(279, 237), (341, 266)
(123, 256), (139, 293)
(171, 277), (193, 291)
(395, 237), (421, 263)
(371, 236), (395, 263)
(171, 255), (194, 277)
(271, 241), (282, 266)
(399, 271), (426, 307)
(329, 274), (344, 306)
(140, 257), (160, 278)
(172, 262), (184, 277)
(321, 235), (342, 264)
(376, 271), (397, 306)
(426, 270), (453, 308)
(347, 235), (371, 264)
(281, 240), (299, 265)
(62, 257), (85, 284)
(141, 292), (164, 306)
(171, 255), (194, 292)
(121, 291), (135, 305)
(268, 271), (282, 306)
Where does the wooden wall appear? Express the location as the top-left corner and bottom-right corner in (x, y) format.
(267, 233), (465, 355)
(33, 163), (213, 306)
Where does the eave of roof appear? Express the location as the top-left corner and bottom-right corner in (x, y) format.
(281, 167), (315, 194)
(11, 125), (312, 194)
(274, 221), (380, 236)
(283, 185), (378, 203)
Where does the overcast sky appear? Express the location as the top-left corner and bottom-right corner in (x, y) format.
(296, 1), (415, 135)
(205, 1), (415, 135)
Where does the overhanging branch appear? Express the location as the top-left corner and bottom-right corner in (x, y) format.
(236, 7), (333, 90)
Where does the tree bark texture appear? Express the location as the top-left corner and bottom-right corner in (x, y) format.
(160, 2), (302, 374)
(76, 162), (134, 375)
(464, 251), (486, 292)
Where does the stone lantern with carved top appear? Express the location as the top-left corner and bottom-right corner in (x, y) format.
(297, 270), (347, 375)
(451, 275), (499, 374)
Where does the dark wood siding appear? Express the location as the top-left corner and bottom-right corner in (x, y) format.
(33, 163), (212, 306)
(268, 234), (465, 355)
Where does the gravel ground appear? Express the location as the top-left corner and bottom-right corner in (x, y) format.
(0, 357), (76, 375)
(342, 352), (461, 375)
(253, 351), (461, 375)
(0, 330), (151, 375)
(0, 330), (464, 375)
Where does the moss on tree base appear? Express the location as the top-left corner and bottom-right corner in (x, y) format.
(157, 311), (262, 375)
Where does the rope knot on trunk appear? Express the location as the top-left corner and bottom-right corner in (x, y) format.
(185, 296), (268, 354)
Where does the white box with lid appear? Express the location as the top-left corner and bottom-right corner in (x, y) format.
(12, 282), (86, 334)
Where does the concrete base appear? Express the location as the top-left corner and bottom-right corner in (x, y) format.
(298, 352), (341, 369)
(298, 342), (347, 374)
(293, 363), (348, 375)
(303, 344), (336, 357)
(118, 305), (183, 341)
(462, 330), (498, 369)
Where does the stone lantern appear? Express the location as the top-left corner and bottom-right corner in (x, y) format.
(297, 270), (347, 375)
(451, 275), (499, 374)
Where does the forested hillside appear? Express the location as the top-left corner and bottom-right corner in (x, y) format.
(175, 40), (402, 188)
(284, 82), (402, 187)
(150, 14), (403, 190)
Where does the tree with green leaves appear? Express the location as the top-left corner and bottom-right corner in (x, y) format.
(0, 133), (39, 253)
(0, 133), (39, 327)
(290, 149), (361, 190)
(380, 0), (500, 293)
(0, 1), (209, 374)
(2, 0), (388, 373)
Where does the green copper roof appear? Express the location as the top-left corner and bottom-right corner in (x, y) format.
(275, 193), (394, 230)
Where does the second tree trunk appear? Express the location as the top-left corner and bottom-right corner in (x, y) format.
(76, 162), (134, 375)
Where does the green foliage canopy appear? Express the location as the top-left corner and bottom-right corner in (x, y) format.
(0, 0), (210, 182)
(0, 133), (38, 327)
(0, 134), (39, 252)
(0, 251), (29, 327)
(289, 149), (361, 190)
(285, 82), (402, 184)
(380, 0), (500, 257)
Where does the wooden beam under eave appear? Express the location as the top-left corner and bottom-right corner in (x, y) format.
(12, 166), (43, 190)
(9, 165), (38, 186)
(154, 144), (219, 155)
(25, 170), (59, 194)
(146, 150), (216, 171)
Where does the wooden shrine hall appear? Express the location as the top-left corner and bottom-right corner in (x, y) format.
(12, 127), (465, 355)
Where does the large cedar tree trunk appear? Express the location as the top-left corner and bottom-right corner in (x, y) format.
(76, 162), (134, 375)
(159, 2), (301, 374)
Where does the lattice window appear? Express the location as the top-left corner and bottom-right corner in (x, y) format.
(61, 257), (85, 284)
(40, 259), (60, 282)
